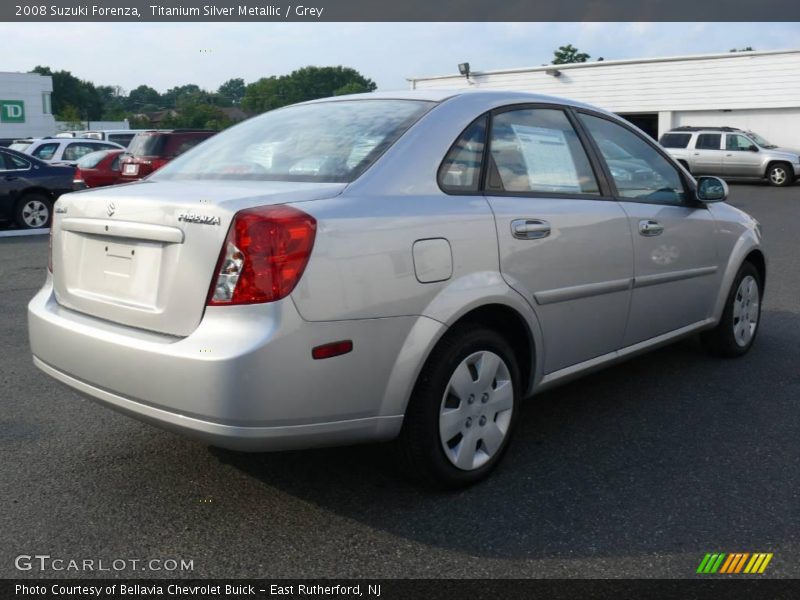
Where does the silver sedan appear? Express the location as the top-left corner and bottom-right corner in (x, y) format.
(29, 90), (765, 488)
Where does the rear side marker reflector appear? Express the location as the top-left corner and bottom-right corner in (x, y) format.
(312, 340), (353, 360)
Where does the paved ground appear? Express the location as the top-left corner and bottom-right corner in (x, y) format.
(1, 184), (798, 579)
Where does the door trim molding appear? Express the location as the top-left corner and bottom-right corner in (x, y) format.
(533, 277), (633, 306)
(633, 265), (718, 289)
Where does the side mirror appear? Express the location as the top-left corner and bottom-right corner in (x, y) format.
(696, 176), (728, 203)
(749, 145), (759, 152)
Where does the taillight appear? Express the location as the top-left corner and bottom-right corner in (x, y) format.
(72, 168), (84, 184)
(207, 205), (316, 306)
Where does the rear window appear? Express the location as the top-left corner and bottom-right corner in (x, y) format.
(77, 150), (110, 168)
(151, 100), (435, 183)
(108, 133), (135, 147)
(128, 134), (166, 157)
(659, 133), (692, 149)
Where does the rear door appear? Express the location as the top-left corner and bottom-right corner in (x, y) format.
(690, 133), (724, 175)
(577, 112), (721, 346)
(483, 106), (633, 374)
(723, 133), (763, 177)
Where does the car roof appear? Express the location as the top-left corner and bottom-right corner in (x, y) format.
(304, 89), (610, 113)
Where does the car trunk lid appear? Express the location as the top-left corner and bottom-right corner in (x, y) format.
(51, 179), (344, 337)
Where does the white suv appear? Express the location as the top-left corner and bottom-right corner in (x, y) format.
(9, 138), (124, 166)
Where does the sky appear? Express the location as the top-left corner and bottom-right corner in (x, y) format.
(1, 22), (798, 93)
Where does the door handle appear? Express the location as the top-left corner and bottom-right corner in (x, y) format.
(511, 219), (551, 240)
(639, 220), (664, 237)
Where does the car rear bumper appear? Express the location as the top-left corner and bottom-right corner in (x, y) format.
(28, 281), (414, 451)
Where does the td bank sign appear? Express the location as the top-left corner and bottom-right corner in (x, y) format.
(0, 100), (25, 123)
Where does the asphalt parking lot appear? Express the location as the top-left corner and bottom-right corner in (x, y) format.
(1, 183), (798, 579)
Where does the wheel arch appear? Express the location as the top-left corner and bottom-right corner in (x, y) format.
(712, 231), (765, 322)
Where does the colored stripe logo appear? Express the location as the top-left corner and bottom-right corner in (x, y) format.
(697, 553), (773, 574)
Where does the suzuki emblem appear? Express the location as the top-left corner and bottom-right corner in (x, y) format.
(107, 201), (116, 217)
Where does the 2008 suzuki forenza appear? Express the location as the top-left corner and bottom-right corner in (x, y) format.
(29, 91), (765, 488)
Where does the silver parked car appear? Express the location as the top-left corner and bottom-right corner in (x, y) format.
(660, 126), (799, 186)
(29, 91), (765, 487)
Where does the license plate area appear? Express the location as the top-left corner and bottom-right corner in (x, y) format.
(70, 235), (164, 309)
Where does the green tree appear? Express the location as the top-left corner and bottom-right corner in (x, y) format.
(217, 78), (246, 105)
(127, 85), (161, 111)
(333, 81), (373, 96)
(552, 44), (590, 65)
(242, 66), (377, 113)
(31, 66), (102, 119)
(57, 104), (84, 129)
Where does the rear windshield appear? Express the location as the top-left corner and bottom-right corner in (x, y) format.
(128, 134), (166, 157)
(151, 100), (435, 183)
(659, 133), (692, 148)
(77, 150), (111, 168)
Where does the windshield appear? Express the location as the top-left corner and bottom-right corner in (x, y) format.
(747, 131), (777, 148)
(151, 99), (435, 183)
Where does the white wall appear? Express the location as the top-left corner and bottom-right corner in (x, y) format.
(55, 120), (130, 133)
(0, 72), (56, 138)
(410, 51), (800, 114)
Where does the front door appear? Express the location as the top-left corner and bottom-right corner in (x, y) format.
(723, 133), (763, 178)
(484, 107), (633, 374)
(578, 113), (721, 346)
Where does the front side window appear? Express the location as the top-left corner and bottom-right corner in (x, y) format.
(695, 134), (722, 150)
(32, 143), (59, 160)
(487, 108), (599, 195)
(438, 116), (487, 193)
(152, 100), (434, 183)
(579, 113), (685, 205)
(726, 134), (756, 151)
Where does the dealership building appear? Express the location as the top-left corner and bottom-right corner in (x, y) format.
(0, 71), (56, 140)
(409, 49), (800, 147)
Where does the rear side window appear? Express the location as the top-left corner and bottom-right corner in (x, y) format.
(63, 142), (106, 162)
(0, 152), (29, 169)
(659, 133), (691, 148)
(579, 113), (685, 205)
(438, 116), (487, 193)
(487, 108), (599, 195)
(695, 134), (722, 150)
(9, 142), (31, 152)
(32, 143), (59, 160)
(164, 135), (211, 158)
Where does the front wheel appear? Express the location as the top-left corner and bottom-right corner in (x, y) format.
(767, 162), (793, 187)
(701, 262), (762, 357)
(395, 325), (521, 489)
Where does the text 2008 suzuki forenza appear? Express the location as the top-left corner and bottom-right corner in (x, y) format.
(29, 91), (765, 487)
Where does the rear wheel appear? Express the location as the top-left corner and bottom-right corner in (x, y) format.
(15, 193), (52, 229)
(701, 262), (762, 357)
(395, 325), (521, 488)
(767, 162), (793, 187)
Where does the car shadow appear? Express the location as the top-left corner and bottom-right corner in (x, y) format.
(211, 308), (799, 560)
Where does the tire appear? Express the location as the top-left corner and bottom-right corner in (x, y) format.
(15, 193), (53, 229)
(766, 162), (793, 187)
(394, 325), (521, 489)
(701, 262), (762, 357)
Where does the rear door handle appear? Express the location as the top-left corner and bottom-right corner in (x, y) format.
(639, 220), (664, 237)
(511, 219), (551, 240)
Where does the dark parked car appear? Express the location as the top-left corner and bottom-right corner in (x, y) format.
(119, 129), (216, 182)
(73, 149), (125, 189)
(0, 147), (74, 229)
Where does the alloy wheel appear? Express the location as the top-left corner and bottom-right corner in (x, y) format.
(21, 199), (49, 228)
